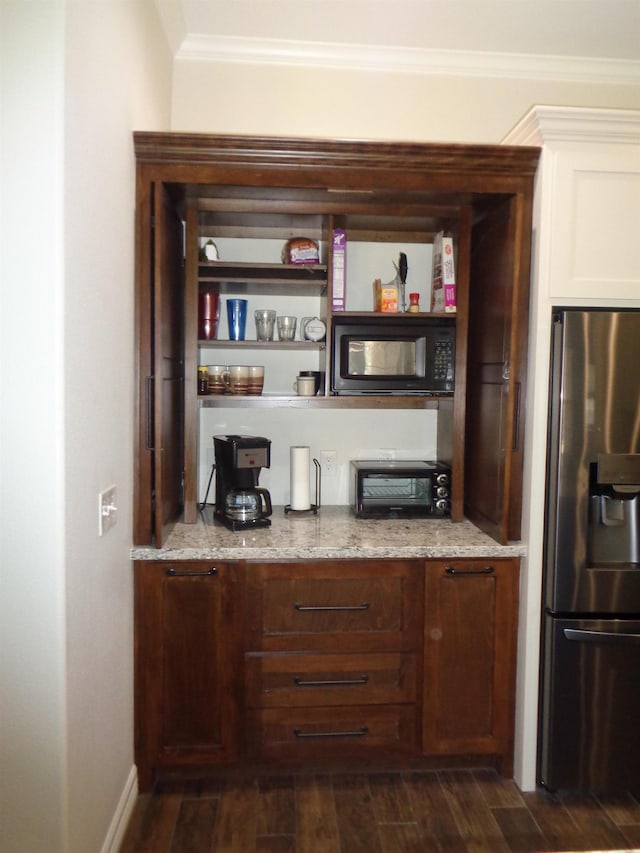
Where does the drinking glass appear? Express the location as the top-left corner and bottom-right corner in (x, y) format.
(198, 291), (219, 340)
(254, 309), (276, 341)
(226, 298), (248, 341)
(277, 315), (297, 341)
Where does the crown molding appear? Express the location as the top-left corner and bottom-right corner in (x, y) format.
(177, 34), (640, 85)
(503, 104), (640, 145)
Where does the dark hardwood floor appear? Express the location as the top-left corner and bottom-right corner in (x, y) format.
(120, 768), (640, 852)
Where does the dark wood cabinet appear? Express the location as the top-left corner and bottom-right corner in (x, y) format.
(134, 556), (519, 789)
(244, 559), (422, 762)
(422, 558), (520, 775)
(134, 560), (243, 790)
(132, 130), (532, 787)
(133, 134), (539, 546)
(245, 559), (421, 652)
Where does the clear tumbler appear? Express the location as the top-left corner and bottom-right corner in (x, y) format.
(254, 309), (276, 341)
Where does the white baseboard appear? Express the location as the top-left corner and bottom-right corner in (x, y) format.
(101, 764), (138, 853)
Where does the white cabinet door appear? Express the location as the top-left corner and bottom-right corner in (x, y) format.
(548, 144), (640, 300)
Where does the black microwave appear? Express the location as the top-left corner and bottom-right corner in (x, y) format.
(331, 315), (455, 395)
(350, 460), (451, 518)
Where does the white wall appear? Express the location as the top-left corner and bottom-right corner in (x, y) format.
(1, 5), (67, 850)
(0, 2), (171, 851)
(172, 57), (640, 142)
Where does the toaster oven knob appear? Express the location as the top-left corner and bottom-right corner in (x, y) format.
(436, 486), (449, 498)
(435, 498), (449, 511)
(435, 473), (449, 485)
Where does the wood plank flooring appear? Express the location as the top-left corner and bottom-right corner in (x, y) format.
(120, 769), (640, 853)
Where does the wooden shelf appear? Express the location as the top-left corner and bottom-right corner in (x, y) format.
(198, 394), (442, 410)
(332, 311), (455, 319)
(198, 261), (327, 296)
(198, 339), (325, 350)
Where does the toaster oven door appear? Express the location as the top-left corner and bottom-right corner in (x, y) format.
(358, 473), (431, 517)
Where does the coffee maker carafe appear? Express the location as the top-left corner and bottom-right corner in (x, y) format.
(214, 435), (273, 531)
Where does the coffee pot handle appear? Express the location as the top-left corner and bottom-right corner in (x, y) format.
(256, 487), (272, 518)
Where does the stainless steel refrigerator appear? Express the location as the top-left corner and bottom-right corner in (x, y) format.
(539, 309), (640, 793)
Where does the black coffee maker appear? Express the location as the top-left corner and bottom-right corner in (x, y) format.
(213, 435), (273, 531)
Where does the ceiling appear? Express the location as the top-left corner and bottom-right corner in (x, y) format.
(155, 0), (640, 76)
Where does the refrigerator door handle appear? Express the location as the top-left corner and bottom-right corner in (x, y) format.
(564, 627), (640, 645)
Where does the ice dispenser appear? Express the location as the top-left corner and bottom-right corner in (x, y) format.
(588, 453), (640, 565)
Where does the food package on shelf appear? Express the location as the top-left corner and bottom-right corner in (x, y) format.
(373, 277), (399, 313)
(331, 229), (346, 311)
(281, 237), (319, 264)
(430, 231), (457, 313)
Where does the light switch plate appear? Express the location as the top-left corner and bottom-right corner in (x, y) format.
(99, 485), (117, 536)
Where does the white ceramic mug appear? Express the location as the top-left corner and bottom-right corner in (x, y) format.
(228, 364), (249, 395)
(207, 364), (228, 394)
(294, 375), (316, 396)
(247, 365), (264, 395)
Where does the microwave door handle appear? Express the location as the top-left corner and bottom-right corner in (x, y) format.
(563, 628), (640, 645)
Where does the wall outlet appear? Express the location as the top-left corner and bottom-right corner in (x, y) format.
(320, 450), (337, 477)
(99, 485), (117, 536)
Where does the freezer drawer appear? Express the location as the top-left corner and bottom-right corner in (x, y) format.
(539, 616), (640, 793)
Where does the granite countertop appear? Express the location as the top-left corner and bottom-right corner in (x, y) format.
(131, 506), (526, 560)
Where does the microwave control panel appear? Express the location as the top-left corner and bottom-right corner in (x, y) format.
(433, 339), (455, 388)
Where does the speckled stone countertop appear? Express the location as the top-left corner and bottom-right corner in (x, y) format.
(131, 506), (525, 560)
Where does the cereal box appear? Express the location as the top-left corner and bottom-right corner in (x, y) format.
(430, 231), (457, 313)
(331, 229), (347, 311)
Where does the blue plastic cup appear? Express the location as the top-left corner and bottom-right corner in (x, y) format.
(226, 298), (248, 341)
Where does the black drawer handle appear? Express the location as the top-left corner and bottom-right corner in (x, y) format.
(166, 566), (218, 577)
(294, 602), (370, 612)
(293, 675), (369, 687)
(293, 726), (368, 739)
(444, 565), (494, 576)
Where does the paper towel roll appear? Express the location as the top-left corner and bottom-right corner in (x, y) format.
(290, 446), (311, 511)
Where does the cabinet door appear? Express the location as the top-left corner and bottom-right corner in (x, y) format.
(548, 146), (640, 301)
(134, 561), (241, 790)
(422, 558), (519, 775)
(134, 181), (184, 546)
(465, 193), (532, 543)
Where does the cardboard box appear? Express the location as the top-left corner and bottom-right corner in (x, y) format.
(373, 278), (399, 313)
(331, 229), (346, 311)
(430, 231), (457, 313)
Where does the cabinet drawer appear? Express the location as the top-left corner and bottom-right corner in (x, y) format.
(247, 705), (416, 761)
(245, 652), (417, 708)
(246, 560), (421, 652)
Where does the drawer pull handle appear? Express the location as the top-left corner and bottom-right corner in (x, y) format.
(444, 565), (494, 576)
(293, 726), (368, 739)
(166, 567), (218, 577)
(293, 675), (369, 687)
(294, 602), (370, 612)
